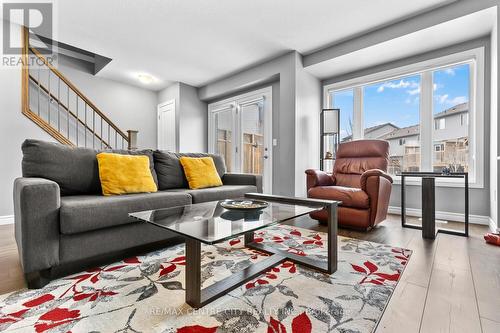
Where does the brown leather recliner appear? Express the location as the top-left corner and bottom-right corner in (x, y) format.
(306, 140), (393, 230)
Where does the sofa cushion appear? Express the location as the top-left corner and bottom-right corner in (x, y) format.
(60, 222), (182, 264)
(22, 139), (101, 195)
(308, 186), (369, 209)
(60, 191), (191, 235)
(154, 151), (226, 190)
(169, 185), (257, 204)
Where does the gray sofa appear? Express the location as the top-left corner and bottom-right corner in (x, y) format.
(14, 139), (262, 288)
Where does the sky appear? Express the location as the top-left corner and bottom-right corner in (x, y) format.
(331, 63), (470, 139)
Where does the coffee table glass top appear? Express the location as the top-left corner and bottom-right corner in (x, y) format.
(130, 200), (321, 245)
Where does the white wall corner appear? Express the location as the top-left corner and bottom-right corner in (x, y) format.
(489, 217), (499, 233)
(0, 215), (14, 225)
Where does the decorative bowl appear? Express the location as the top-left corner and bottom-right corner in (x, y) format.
(220, 199), (269, 211)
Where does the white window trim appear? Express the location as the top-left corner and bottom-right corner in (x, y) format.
(324, 47), (485, 189)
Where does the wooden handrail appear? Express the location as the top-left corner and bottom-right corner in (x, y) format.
(21, 25), (29, 115)
(24, 109), (74, 146)
(28, 74), (112, 148)
(20, 25), (73, 146)
(28, 44), (128, 141)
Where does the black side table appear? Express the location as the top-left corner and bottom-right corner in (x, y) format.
(400, 172), (469, 239)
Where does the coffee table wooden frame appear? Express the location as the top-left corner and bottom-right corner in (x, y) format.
(184, 193), (339, 308)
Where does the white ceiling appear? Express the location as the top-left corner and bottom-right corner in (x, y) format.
(54, 0), (452, 90)
(306, 7), (496, 80)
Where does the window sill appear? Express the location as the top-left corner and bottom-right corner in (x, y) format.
(392, 177), (483, 189)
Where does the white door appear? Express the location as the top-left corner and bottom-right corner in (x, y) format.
(208, 87), (272, 193)
(157, 100), (176, 151)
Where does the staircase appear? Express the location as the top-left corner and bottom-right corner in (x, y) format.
(21, 27), (137, 150)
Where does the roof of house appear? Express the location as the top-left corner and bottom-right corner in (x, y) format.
(434, 102), (468, 119)
(342, 122), (398, 141)
(380, 124), (420, 140)
(341, 103), (468, 141)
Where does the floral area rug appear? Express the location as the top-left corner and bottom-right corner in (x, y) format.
(0, 225), (411, 333)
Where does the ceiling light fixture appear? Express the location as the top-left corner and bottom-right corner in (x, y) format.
(137, 74), (154, 84)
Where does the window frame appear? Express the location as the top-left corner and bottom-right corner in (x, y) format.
(324, 47), (485, 188)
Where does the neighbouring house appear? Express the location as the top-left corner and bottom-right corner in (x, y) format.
(431, 102), (469, 172)
(381, 124), (421, 174)
(342, 122), (399, 142)
(346, 103), (470, 174)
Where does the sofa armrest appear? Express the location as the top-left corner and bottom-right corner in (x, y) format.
(14, 177), (61, 273)
(222, 173), (263, 193)
(305, 169), (335, 192)
(360, 169), (393, 191)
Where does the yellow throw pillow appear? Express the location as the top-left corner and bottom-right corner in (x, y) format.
(96, 152), (158, 196)
(179, 156), (223, 190)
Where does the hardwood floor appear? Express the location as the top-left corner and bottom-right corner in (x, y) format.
(0, 215), (499, 332)
(286, 214), (500, 333)
(0, 224), (24, 293)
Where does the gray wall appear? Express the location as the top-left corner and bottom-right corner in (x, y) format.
(58, 59), (158, 149)
(199, 51), (297, 196)
(322, 37), (492, 217)
(157, 82), (208, 152)
(178, 83), (207, 152)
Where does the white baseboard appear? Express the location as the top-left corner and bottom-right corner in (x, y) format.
(388, 206), (490, 225)
(0, 215), (14, 225)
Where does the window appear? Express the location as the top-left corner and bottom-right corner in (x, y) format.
(363, 75), (421, 174)
(434, 118), (445, 130)
(460, 113), (468, 126)
(432, 63), (470, 173)
(324, 47), (484, 186)
(434, 144), (444, 152)
(330, 89), (354, 142)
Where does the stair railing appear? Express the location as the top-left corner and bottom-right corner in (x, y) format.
(21, 26), (137, 150)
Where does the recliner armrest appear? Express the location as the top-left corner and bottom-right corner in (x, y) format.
(14, 177), (61, 273)
(305, 169), (335, 191)
(360, 169), (393, 191)
(222, 173), (263, 193)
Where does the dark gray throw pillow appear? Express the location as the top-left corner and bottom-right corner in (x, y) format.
(22, 139), (101, 195)
(154, 151), (226, 190)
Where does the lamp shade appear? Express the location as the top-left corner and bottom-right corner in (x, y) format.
(323, 109), (339, 134)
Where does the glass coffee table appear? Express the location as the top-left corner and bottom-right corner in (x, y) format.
(129, 193), (339, 308)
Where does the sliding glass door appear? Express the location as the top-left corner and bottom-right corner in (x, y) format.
(208, 87), (272, 193)
(213, 106), (235, 172)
